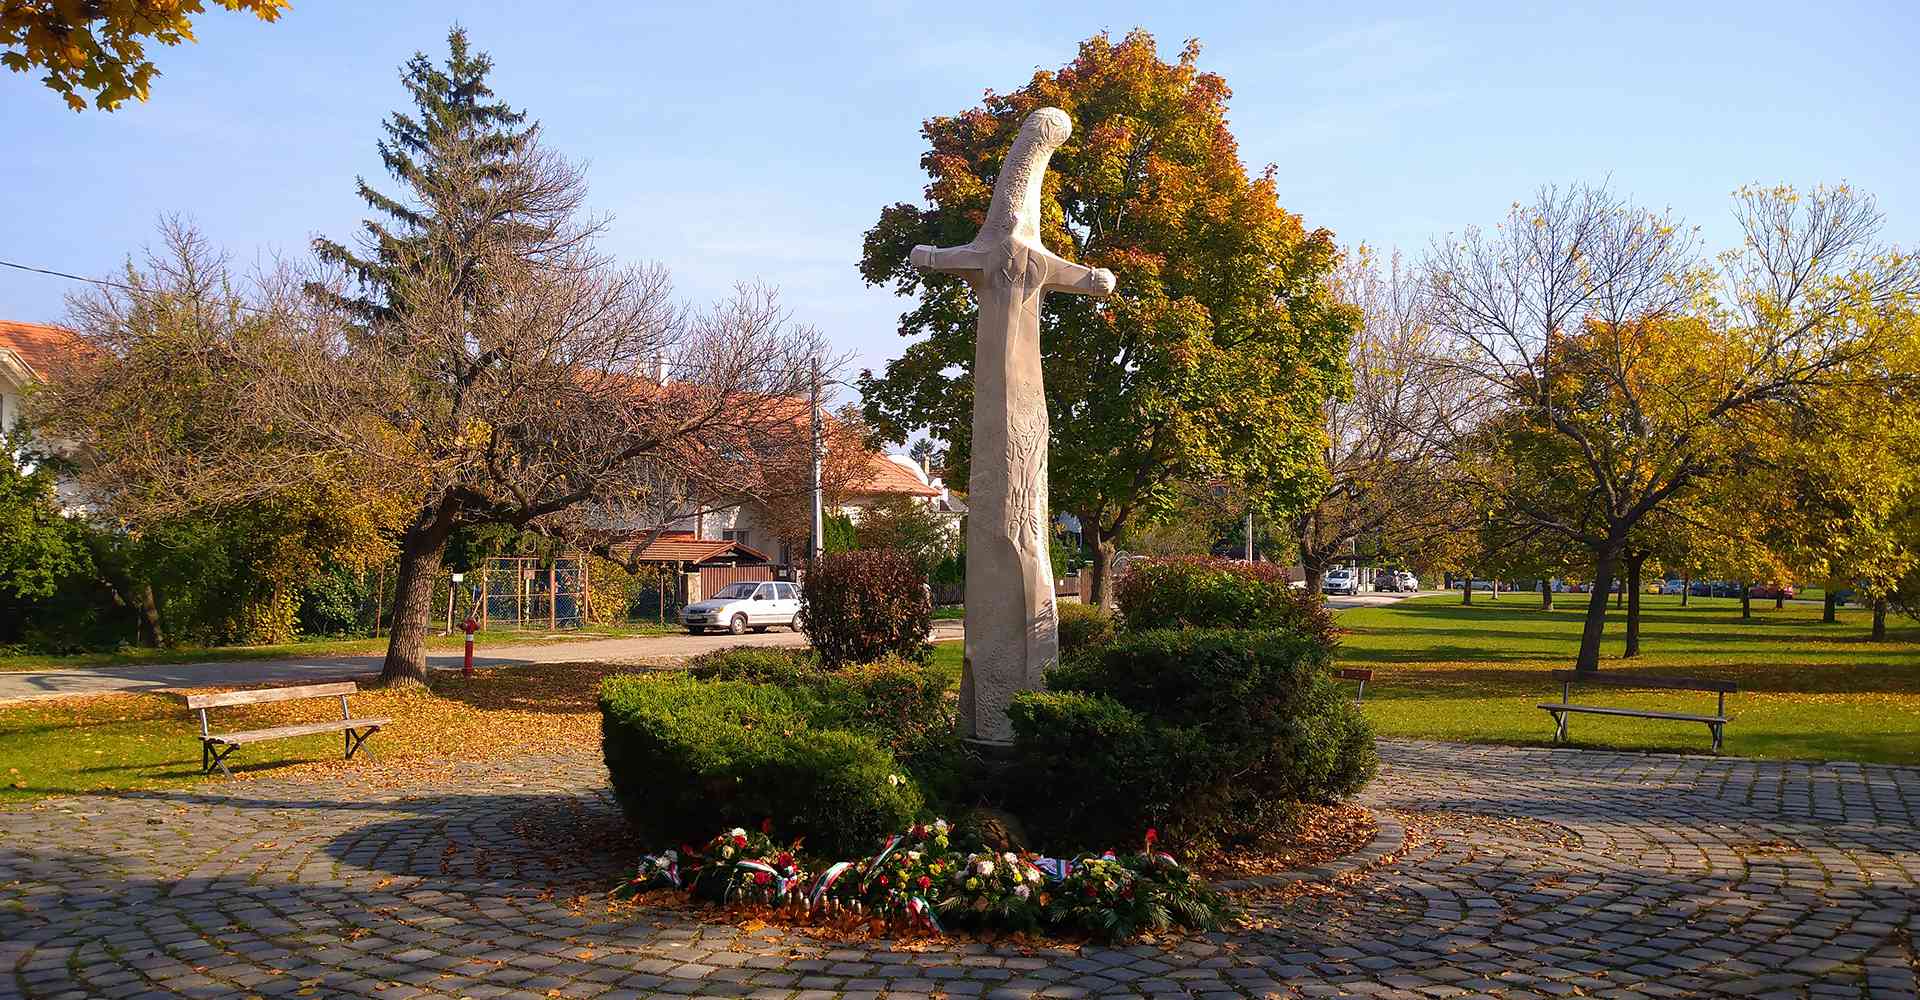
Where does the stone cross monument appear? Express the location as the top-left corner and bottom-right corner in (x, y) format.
(909, 107), (1117, 745)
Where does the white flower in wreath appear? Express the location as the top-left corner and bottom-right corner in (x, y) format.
(1001, 851), (1017, 864)
(1013, 884), (1031, 900)
(728, 828), (747, 839)
(907, 850), (922, 862)
(932, 818), (949, 834)
(974, 859), (994, 877)
(663, 850), (678, 862)
(720, 845), (735, 859)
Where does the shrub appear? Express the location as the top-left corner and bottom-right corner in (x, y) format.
(687, 645), (822, 685)
(799, 549), (932, 667)
(1112, 556), (1336, 645)
(685, 647), (949, 755)
(1056, 601), (1114, 655)
(1008, 627), (1376, 850)
(600, 673), (922, 856)
(297, 564), (368, 637)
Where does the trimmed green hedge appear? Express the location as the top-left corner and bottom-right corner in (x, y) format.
(1008, 627), (1377, 850)
(601, 663), (937, 856)
(1113, 557), (1336, 645)
(1056, 601), (1115, 655)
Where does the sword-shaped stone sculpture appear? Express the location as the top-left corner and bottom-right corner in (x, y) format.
(909, 107), (1116, 745)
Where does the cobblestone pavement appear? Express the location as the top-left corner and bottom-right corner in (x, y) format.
(4, 741), (1917, 999)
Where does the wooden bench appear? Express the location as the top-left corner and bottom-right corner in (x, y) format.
(1539, 671), (1736, 751)
(1337, 668), (1374, 702)
(187, 682), (390, 777)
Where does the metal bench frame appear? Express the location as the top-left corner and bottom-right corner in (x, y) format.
(1337, 668), (1374, 702)
(1540, 670), (1736, 751)
(187, 682), (388, 777)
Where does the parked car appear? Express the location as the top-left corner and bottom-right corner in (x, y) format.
(1660, 579), (1687, 595)
(680, 580), (802, 635)
(1396, 570), (1419, 592)
(1750, 583), (1798, 600)
(1324, 568), (1358, 596)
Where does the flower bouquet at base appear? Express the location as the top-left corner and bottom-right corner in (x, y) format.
(936, 851), (1046, 932)
(823, 818), (957, 932)
(614, 820), (809, 907)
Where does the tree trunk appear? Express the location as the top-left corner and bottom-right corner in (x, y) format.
(1574, 545), (1621, 673)
(1823, 590), (1837, 623)
(1461, 572), (1473, 605)
(1681, 573), (1690, 607)
(1300, 556), (1328, 596)
(1774, 590), (1785, 610)
(133, 582), (165, 647)
(380, 498), (461, 687)
(1624, 551), (1647, 658)
(1872, 598), (1888, 640)
(1540, 577), (1553, 610)
(1084, 520), (1115, 610)
(1741, 581), (1752, 620)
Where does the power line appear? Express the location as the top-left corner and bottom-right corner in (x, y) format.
(1, 257), (274, 314)
(1, 258), (148, 295)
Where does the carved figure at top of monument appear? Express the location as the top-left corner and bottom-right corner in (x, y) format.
(910, 107), (1116, 299)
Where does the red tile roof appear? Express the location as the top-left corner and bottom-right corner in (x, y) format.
(623, 531), (769, 565)
(0, 320), (80, 380)
(857, 454), (942, 498)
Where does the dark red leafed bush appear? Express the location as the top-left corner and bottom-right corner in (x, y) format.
(1112, 556), (1336, 646)
(799, 549), (932, 667)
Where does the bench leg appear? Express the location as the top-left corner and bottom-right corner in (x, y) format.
(344, 726), (378, 761)
(203, 741), (238, 777)
(1548, 710), (1569, 743)
(1709, 722), (1724, 753)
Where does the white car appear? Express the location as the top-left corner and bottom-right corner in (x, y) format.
(1395, 571), (1419, 592)
(1324, 569), (1358, 596)
(681, 581), (802, 635)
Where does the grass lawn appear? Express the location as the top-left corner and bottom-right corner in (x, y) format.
(0, 622), (679, 672)
(1341, 593), (1920, 765)
(0, 662), (631, 802)
(3, 596), (1912, 808)
(0, 639), (968, 804)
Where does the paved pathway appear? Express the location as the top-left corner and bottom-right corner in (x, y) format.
(5, 741), (1916, 999)
(0, 623), (964, 704)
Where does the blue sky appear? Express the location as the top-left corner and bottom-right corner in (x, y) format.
(3, 0), (1916, 398)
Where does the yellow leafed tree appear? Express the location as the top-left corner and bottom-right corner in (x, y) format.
(1, 0), (288, 111)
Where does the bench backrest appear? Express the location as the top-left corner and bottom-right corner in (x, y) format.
(185, 681), (359, 710)
(1549, 671), (1736, 693)
(1336, 668), (1374, 682)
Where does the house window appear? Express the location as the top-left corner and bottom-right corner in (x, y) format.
(721, 529), (750, 545)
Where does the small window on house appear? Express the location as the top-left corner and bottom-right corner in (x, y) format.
(721, 529), (749, 543)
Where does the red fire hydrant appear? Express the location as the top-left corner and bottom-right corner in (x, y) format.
(462, 617), (479, 679)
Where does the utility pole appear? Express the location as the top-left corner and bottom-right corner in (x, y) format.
(1245, 509), (1254, 562)
(809, 355), (825, 560)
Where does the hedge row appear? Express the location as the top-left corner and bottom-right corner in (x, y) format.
(1008, 626), (1376, 851)
(601, 651), (947, 856)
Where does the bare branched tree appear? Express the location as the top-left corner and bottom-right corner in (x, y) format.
(1290, 246), (1471, 594)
